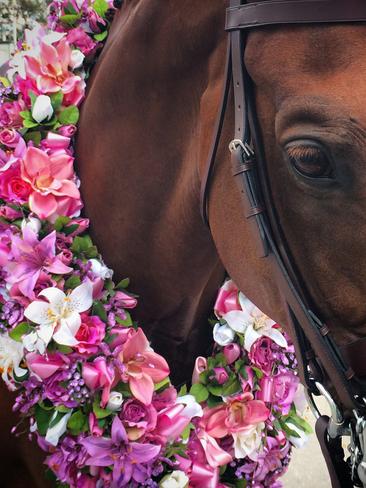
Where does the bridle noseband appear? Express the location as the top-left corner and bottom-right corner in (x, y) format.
(200, 1), (366, 487)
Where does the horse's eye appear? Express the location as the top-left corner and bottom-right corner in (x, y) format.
(284, 141), (333, 179)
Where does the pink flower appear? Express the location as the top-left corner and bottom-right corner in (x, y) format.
(89, 412), (104, 437)
(214, 280), (241, 317)
(249, 337), (278, 375)
(0, 128), (21, 148)
(223, 343), (241, 364)
(268, 372), (300, 415)
(121, 399), (158, 440)
(67, 28), (97, 55)
(27, 352), (67, 379)
(0, 162), (32, 204)
(0, 205), (22, 220)
(0, 101), (24, 128)
(119, 328), (170, 405)
(58, 124), (77, 137)
(75, 315), (106, 354)
(82, 357), (115, 407)
(25, 39), (85, 106)
(202, 393), (269, 439)
(192, 356), (207, 384)
(212, 367), (229, 385)
(21, 146), (82, 220)
(113, 290), (138, 309)
(155, 404), (190, 441)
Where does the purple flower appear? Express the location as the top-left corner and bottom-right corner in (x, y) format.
(6, 227), (72, 296)
(1, 300), (24, 327)
(81, 415), (161, 485)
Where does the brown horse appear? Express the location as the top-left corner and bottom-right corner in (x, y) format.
(3, 0), (366, 486)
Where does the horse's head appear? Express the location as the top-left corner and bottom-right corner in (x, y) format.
(209, 23), (366, 350)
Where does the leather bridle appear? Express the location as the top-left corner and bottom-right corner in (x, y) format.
(199, 1), (366, 487)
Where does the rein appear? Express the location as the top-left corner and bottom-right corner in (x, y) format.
(200, 1), (366, 486)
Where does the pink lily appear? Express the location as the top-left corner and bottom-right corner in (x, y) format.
(24, 39), (85, 106)
(21, 146), (82, 220)
(119, 328), (170, 405)
(6, 227), (72, 297)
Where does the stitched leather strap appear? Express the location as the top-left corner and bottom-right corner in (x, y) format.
(226, 0), (366, 31)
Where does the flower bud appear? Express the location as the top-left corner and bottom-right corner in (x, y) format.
(212, 367), (229, 385)
(70, 49), (85, 69)
(106, 391), (123, 411)
(223, 343), (241, 364)
(159, 470), (189, 488)
(21, 216), (41, 234)
(32, 95), (54, 123)
(213, 322), (235, 346)
(89, 258), (113, 279)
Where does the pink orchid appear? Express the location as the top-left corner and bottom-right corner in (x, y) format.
(24, 38), (85, 106)
(119, 328), (170, 405)
(21, 146), (82, 220)
(82, 357), (115, 407)
(6, 227), (72, 297)
(202, 392), (269, 439)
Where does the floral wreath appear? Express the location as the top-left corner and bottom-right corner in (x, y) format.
(0, 2), (312, 487)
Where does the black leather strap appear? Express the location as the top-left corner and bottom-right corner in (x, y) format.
(226, 0), (366, 31)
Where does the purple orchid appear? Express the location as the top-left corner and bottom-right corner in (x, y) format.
(5, 226), (72, 297)
(81, 415), (161, 486)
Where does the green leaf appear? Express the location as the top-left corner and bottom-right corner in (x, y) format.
(154, 377), (170, 392)
(24, 131), (42, 146)
(93, 0), (108, 17)
(56, 405), (71, 414)
(0, 77), (10, 87)
(206, 394), (224, 408)
(65, 2), (78, 14)
(115, 311), (133, 327)
(50, 91), (64, 111)
(189, 383), (209, 403)
(178, 384), (187, 396)
(65, 275), (81, 290)
(221, 378), (241, 396)
(286, 413), (313, 435)
(92, 301), (108, 322)
(59, 14), (82, 26)
(93, 398), (113, 419)
(9, 322), (31, 342)
(35, 404), (54, 436)
(23, 119), (39, 129)
(63, 224), (79, 236)
(29, 91), (37, 108)
(54, 216), (71, 232)
(207, 384), (224, 397)
(58, 105), (80, 125)
(20, 110), (32, 120)
(49, 411), (66, 429)
(57, 345), (73, 354)
(71, 235), (98, 257)
(94, 30), (108, 42)
(67, 410), (88, 435)
(251, 366), (264, 380)
(115, 278), (130, 290)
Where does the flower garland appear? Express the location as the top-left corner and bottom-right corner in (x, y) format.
(0, 2), (312, 487)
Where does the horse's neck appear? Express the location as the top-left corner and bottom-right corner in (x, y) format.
(77, 1), (227, 382)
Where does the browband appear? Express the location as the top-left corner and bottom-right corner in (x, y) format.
(226, 0), (366, 31)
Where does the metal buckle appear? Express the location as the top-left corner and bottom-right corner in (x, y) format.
(228, 139), (254, 158)
(350, 410), (366, 486)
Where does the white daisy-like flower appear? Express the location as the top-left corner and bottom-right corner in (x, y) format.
(223, 292), (287, 352)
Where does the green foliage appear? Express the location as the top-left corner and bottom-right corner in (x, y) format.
(9, 322), (31, 341)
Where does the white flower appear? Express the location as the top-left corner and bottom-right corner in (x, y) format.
(22, 330), (46, 354)
(159, 470), (189, 488)
(70, 49), (85, 69)
(24, 282), (93, 348)
(107, 391), (123, 411)
(21, 217), (41, 234)
(176, 394), (203, 419)
(213, 322), (235, 346)
(45, 411), (72, 447)
(32, 95), (54, 124)
(0, 334), (27, 390)
(89, 259), (113, 280)
(286, 421), (309, 449)
(232, 422), (265, 460)
(223, 292), (287, 352)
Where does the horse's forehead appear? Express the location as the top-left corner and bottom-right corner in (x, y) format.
(245, 24), (366, 88)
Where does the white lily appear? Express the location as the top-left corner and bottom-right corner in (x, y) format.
(45, 411), (72, 447)
(0, 334), (27, 390)
(32, 95), (54, 123)
(24, 282), (93, 348)
(176, 394), (203, 419)
(223, 292), (287, 352)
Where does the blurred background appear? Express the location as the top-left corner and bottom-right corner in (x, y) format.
(0, 0), (47, 65)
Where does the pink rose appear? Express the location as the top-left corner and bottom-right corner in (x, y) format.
(248, 337), (277, 375)
(214, 280), (240, 317)
(75, 315), (106, 354)
(33, 272), (58, 297)
(87, 8), (106, 33)
(0, 128), (21, 148)
(82, 357), (115, 407)
(0, 163), (32, 203)
(58, 248), (73, 266)
(121, 399), (158, 440)
(0, 101), (24, 128)
(67, 27), (97, 55)
(114, 290), (138, 309)
(271, 372), (300, 415)
(0, 205), (22, 220)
